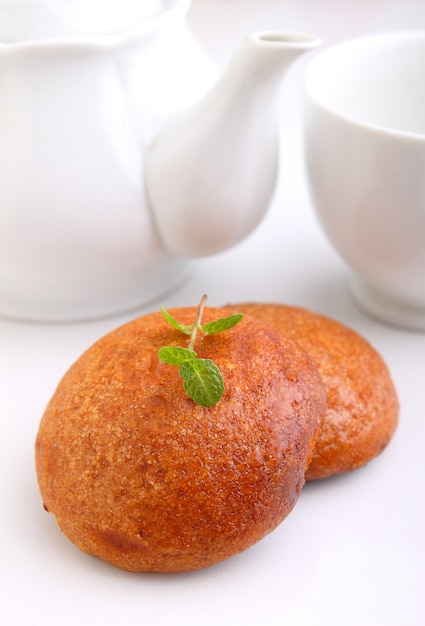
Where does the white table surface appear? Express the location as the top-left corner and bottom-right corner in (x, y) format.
(2, 2), (425, 625)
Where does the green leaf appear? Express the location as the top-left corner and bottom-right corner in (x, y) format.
(179, 358), (224, 407)
(159, 305), (192, 335)
(158, 346), (197, 366)
(202, 313), (243, 335)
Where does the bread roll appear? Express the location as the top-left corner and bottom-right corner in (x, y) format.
(36, 307), (326, 572)
(223, 303), (399, 481)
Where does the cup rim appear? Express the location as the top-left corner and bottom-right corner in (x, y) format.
(304, 29), (425, 141)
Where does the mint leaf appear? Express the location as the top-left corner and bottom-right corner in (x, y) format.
(158, 296), (239, 406)
(158, 346), (197, 366)
(179, 358), (224, 407)
(202, 313), (243, 335)
(159, 305), (192, 335)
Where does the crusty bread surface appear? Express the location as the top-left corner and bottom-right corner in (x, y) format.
(224, 302), (399, 481)
(35, 307), (326, 572)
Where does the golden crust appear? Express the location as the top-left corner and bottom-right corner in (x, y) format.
(223, 303), (399, 481)
(35, 307), (326, 573)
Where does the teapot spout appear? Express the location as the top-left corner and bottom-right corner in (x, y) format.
(147, 31), (321, 257)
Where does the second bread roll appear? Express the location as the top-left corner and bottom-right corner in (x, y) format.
(223, 303), (399, 481)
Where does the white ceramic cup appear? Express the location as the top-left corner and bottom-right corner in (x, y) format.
(303, 31), (425, 331)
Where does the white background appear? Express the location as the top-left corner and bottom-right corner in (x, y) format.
(1, 2), (425, 625)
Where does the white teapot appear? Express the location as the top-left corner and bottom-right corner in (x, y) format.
(0, 0), (320, 320)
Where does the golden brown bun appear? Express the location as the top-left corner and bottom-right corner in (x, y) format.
(35, 307), (326, 573)
(223, 303), (399, 481)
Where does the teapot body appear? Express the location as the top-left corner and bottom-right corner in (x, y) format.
(0, 2), (215, 321)
(0, 1), (320, 321)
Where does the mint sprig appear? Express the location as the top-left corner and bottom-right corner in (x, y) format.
(158, 295), (243, 407)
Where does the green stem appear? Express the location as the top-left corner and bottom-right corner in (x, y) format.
(188, 294), (208, 351)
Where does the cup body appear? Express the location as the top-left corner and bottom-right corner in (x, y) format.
(304, 31), (425, 330)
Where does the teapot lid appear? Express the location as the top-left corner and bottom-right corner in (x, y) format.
(0, 0), (183, 43)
